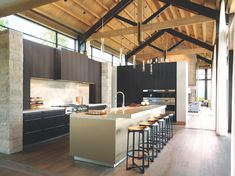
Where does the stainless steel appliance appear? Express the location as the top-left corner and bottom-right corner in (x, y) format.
(52, 104), (107, 114)
(52, 104), (89, 114)
(143, 89), (176, 115)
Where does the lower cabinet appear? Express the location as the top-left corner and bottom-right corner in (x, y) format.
(23, 109), (69, 146)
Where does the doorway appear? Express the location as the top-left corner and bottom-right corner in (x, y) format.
(186, 68), (215, 130)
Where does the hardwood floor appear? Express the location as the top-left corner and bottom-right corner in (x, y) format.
(0, 126), (231, 176)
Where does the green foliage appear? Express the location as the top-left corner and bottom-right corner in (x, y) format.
(0, 18), (7, 31)
(197, 97), (205, 102)
(42, 30), (69, 48)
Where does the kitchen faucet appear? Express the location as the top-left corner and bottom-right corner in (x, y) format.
(116, 91), (125, 108)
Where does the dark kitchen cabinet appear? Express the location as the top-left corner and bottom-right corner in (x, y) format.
(23, 109), (69, 146)
(88, 59), (101, 103)
(57, 48), (89, 82)
(117, 62), (177, 106)
(23, 40), (55, 79)
(23, 40), (102, 108)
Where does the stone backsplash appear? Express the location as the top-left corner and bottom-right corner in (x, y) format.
(30, 78), (89, 107)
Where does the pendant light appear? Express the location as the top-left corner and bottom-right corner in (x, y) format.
(133, 55), (136, 69)
(119, 35), (124, 65)
(142, 48), (146, 72)
(101, 37), (104, 56)
(86, 40), (91, 58)
(142, 60), (145, 72)
(119, 48), (123, 66)
(150, 63), (153, 75)
(100, 0), (105, 56)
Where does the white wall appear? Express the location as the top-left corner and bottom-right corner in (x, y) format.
(177, 61), (188, 123)
(231, 14), (235, 176)
(30, 78), (89, 107)
(216, 0), (229, 135)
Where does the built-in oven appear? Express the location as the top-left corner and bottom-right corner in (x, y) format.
(143, 89), (176, 117)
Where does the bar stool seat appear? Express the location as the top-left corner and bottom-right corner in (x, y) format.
(139, 121), (154, 126)
(126, 125), (150, 173)
(128, 126), (146, 132)
(148, 117), (159, 123)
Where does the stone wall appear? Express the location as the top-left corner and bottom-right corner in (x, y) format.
(31, 78), (89, 107)
(101, 63), (117, 108)
(168, 54), (197, 102)
(0, 30), (23, 154)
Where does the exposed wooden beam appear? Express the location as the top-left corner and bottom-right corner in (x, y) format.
(72, 0), (137, 49)
(202, 23), (207, 42)
(115, 15), (137, 26)
(126, 30), (166, 60)
(149, 44), (164, 52)
(52, 3), (92, 27)
(0, 0), (60, 18)
(136, 47), (211, 59)
(157, 0), (220, 20)
(81, 0), (133, 44)
(197, 54), (212, 64)
(143, 3), (170, 24)
(167, 39), (184, 51)
(166, 29), (214, 51)
(89, 15), (213, 40)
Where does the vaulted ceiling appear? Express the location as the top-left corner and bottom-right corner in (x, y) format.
(0, 0), (233, 62)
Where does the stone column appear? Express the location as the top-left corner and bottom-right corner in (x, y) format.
(0, 30), (23, 154)
(101, 63), (117, 108)
(101, 62), (112, 107)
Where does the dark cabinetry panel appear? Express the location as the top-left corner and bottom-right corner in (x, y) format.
(117, 63), (177, 106)
(23, 110), (69, 146)
(23, 40), (102, 108)
(89, 59), (101, 103)
(23, 40), (55, 79)
(59, 49), (89, 82)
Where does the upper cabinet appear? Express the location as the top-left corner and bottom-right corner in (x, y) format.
(56, 48), (89, 82)
(23, 40), (55, 79)
(88, 59), (101, 84)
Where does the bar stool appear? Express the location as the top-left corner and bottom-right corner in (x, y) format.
(126, 126), (150, 173)
(168, 113), (174, 138)
(147, 118), (160, 157)
(139, 121), (155, 162)
(163, 115), (171, 140)
(154, 115), (167, 147)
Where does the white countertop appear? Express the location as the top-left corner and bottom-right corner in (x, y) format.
(23, 107), (65, 114)
(71, 105), (166, 120)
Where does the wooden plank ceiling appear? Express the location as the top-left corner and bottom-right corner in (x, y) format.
(17, 0), (226, 61)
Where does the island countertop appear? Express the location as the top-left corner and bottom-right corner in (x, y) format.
(71, 105), (166, 120)
(70, 105), (166, 167)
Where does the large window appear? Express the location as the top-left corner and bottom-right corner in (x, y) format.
(57, 33), (75, 50)
(0, 15), (76, 50)
(113, 56), (120, 66)
(91, 47), (118, 66)
(197, 68), (212, 101)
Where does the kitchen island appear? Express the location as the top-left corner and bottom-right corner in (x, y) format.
(70, 105), (166, 167)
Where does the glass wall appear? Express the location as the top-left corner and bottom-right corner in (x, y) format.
(91, 46), (121, 66)
(0, 15), (76, 50)
(0, 15), (126, 65)
(197, 68), (212, 102)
